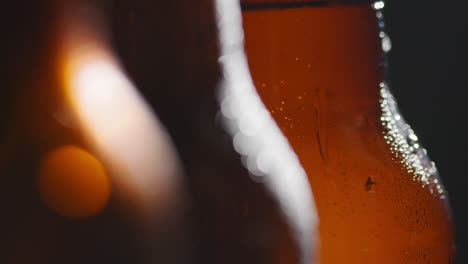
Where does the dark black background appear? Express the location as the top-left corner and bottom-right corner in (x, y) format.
(385, 1), (468, 262)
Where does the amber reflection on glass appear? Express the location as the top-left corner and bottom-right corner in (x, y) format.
(242, 4), (454, 264)
(38, 145), (110, 219)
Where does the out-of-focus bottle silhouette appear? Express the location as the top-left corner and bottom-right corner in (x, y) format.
(1, 1), (317, 264)
(240, 0), (455, 263)
(112, 0), (317, 263)
(1, 1), (187, 263)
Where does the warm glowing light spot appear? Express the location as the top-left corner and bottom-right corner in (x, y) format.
(38, 145), (111, 219)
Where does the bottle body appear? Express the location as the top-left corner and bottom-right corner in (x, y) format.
(241, 1), (455, 263)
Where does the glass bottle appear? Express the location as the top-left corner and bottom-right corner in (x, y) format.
(239, 0), (455, 263)
(1, 1), (188, 263)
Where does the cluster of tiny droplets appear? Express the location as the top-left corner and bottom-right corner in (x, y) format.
(373, 1), (392, 53)
(374, 1), (445, 198)
(380, 83), (446, 198)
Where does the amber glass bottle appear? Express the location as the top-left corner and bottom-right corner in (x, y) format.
(241, 0), (455, 263)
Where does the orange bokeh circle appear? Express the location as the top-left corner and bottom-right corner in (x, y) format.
(38, 145), (111, 219)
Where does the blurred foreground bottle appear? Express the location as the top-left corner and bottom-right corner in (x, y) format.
(240, 0), (455, 263)
(1, 0), (317, 264)
(1, 1), (188, 263)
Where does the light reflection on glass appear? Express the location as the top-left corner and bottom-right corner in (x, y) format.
(58, 9), (182, 216)
(215, 0), (318, 263)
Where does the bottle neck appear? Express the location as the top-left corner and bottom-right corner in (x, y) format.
(243, 3), (383, 108)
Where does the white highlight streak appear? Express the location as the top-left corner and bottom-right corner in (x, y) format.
(215, 1), (318, 263)
(67, 50), (179, 212)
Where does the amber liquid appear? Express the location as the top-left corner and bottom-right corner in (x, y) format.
(242, 3), (455, 263)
